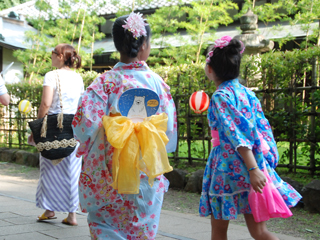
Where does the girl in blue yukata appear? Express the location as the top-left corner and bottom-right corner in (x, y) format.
(73, 13), (177, 240)
(199, 36), (302, 240)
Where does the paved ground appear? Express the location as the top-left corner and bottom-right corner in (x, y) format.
(0, 174), (305, 240)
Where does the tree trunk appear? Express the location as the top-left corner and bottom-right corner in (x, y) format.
(77, 6), (87, 53)
(90, 31), (95, 71)
(71, 0), (82, 45)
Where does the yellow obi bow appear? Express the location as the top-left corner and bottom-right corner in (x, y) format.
(102, 112), (173, 194)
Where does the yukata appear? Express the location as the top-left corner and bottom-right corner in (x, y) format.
(199, 79), (302, 220)
(72, 61), (177, 240)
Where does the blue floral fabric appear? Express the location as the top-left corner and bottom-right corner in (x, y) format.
(199, 79), (302, 220)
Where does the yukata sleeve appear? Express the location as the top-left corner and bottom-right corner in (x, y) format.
(72, 90), (107, 158)
(254, 97), (279, 168)
(156, 77), (177, 153)
(212, 92), (255, 151)
(164, 92), (177, 153)
(207, 98), (218, 130)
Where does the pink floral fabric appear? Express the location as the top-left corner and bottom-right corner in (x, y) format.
(73, 61), (177, 239)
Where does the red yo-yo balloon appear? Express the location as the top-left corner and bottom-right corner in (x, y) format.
(189, 90), (210, 114)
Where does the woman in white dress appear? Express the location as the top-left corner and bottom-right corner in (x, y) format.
(32, 44), (84, 226)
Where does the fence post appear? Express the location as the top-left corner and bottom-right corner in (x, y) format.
(293, 72), (297, 173)
(309, 57), (318, 175)
(174, 78), (180, 164)
(8, 104), (12, 148)
(288, 73), (295, 173)
(187, 77), (192, 165)
(0, 106), (3, 144)
(18, 111), (22, 149)
(262, 68), (267, 112)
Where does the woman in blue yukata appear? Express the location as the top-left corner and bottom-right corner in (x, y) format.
(72, 13), (177, 240)
(199, 36), (302, 240)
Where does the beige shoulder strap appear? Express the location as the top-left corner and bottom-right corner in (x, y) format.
(55, 70), (64, 130)
(40, 70), (65, 138)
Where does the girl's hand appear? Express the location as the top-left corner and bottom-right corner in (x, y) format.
(28, 133), (36, 146)
(249, 168), (266, 193)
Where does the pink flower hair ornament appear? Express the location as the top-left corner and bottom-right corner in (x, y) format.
(206, 35), (245, 63)
(214, 35), (232, 49)
(122, 12), (148, 39)
(206, 51), (213, 63)
(239, 41), (245, 54)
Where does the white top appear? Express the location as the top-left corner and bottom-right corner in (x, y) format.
(0, 75), (8, 96)
(43, 69), (84, 115)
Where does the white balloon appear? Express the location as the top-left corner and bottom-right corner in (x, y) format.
(18, 99), (32, 113)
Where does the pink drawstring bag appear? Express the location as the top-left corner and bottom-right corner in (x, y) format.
(248, 164), (293, 222)
(211, 130), (220, 147)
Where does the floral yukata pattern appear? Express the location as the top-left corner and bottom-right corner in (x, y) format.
(73, 61), (177, 240)
(199, 79), (302, 220)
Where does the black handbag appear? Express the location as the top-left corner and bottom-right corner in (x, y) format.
(28, 70), (77, 161)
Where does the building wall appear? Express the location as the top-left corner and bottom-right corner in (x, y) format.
(2, 48), (23, 83)
(100, 19), (113, 35)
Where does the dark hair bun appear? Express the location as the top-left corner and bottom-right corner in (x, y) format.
(225, 39), (242, 55)
(207, 38), (242, 81)
(112, 15), (151, 58)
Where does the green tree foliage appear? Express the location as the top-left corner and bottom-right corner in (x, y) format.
(13, 0), (106, 84)
(291, 0), (320, 47)
(0, 0), (29, 10)
(147, 0), (237, 66)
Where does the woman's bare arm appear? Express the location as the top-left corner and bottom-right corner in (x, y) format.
(37, 86), (54, 119)
(0, 93), (10, 106)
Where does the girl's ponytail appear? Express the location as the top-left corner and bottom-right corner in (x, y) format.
(71, 51), (82, 69)
(122, 32), (141, 58)
(56, 44), (82, 69)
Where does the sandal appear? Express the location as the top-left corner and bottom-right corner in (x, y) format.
(62, 218), (78, 226)
(37, 213), (57, 222)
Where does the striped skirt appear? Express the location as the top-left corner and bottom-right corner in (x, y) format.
(36, 148), (82, 212)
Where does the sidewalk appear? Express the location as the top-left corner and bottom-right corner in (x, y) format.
(0, 174), (305, 240)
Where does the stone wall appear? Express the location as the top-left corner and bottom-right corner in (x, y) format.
(0, 148), (39, 167)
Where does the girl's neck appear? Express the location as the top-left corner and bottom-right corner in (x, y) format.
(214, 79), (223, 88)
(120, 55), (140, 64)
(209, 68), (223, 88)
